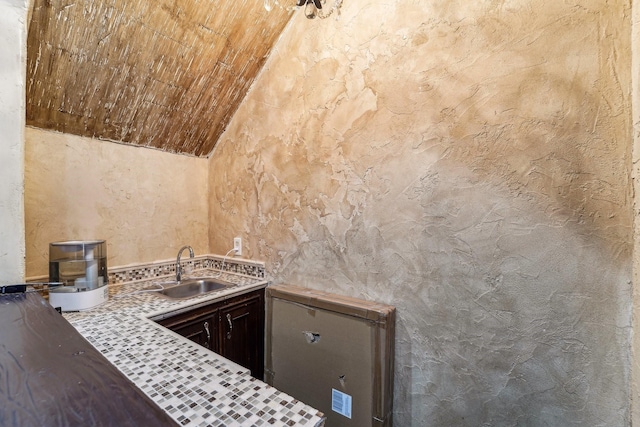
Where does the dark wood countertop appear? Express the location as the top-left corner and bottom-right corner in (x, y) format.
(0, 292), (177, 427)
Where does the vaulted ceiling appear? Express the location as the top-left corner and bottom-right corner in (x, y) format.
(26, 0), (293, 157)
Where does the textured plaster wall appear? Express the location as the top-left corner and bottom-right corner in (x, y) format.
(25, 127), (209, 277)
(633, 0), (640, 422)
(209, 0), (633, 425)
(0, 0), (29, 284)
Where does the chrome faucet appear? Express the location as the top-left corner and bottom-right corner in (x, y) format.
(176, 245), (194, 282)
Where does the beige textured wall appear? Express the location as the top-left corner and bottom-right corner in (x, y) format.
(25, 127), (209, 277)
(632, 0), (640, 423)
(209, 0), (633, 425)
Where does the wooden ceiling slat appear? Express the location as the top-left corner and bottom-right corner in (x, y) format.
(26, 0), (294, 156)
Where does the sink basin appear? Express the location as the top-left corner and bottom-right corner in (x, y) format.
(157, 277), (235, 299)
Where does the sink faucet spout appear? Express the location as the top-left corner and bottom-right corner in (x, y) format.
(176, 245), (195, 282)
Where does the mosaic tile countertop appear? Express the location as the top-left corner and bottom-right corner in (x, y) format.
(62, 269), (326, 427)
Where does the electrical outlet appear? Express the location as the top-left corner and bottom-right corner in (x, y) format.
(233, 237), (242, 256)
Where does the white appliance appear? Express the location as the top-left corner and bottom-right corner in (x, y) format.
(48, 240), (108, 311)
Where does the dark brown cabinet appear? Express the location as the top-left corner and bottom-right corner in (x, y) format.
(218, 294), (263, 378)
(170, 315), (216, 350)
(156, 288), (264, 379)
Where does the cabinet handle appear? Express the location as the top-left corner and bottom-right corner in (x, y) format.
(204, 321), (211, 347)
(226, 313), (233, 339)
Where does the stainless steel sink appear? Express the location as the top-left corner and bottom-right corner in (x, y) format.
(156, 277), (235, 299)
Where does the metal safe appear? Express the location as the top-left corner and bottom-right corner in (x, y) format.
(265, 284), (395, 427)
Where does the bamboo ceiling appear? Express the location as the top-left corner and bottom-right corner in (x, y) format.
(26, 0), (293, 157)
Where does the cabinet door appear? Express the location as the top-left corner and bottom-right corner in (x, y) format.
(167, 315), (216, 350)
(218, 294), (264, 379)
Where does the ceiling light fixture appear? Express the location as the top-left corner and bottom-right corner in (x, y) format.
(264, 0), (343, 19)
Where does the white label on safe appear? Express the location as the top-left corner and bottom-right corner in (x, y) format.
(331, 388), (352, 419)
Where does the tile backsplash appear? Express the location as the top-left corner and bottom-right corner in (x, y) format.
(107, 255), (265, 285)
